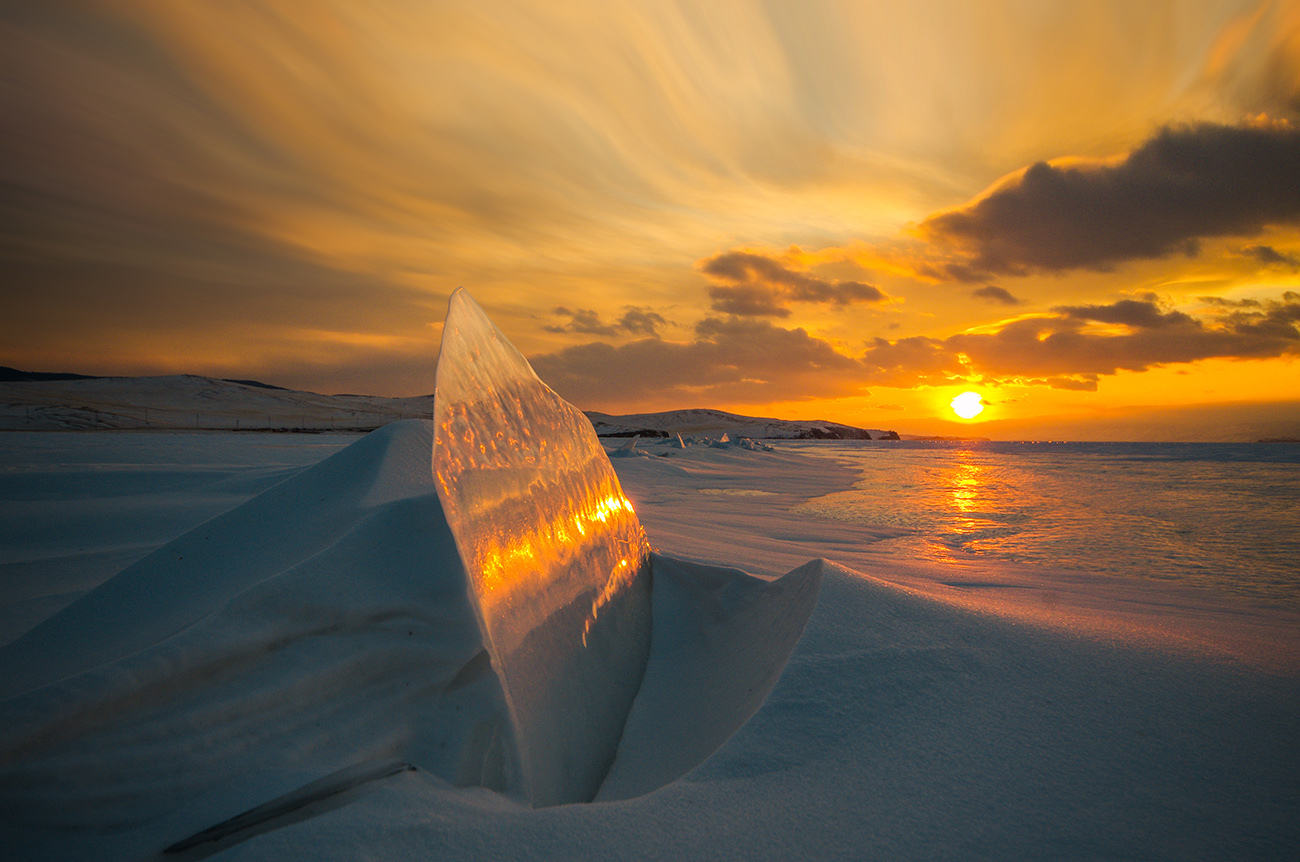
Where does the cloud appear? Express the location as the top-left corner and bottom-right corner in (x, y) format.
(617, 307), (668, 336)
(544, 306), (668, 337)
(1043, 376), (1100, 392)
(1052, 299), (1197, 329)
(529, 316), (867, 407)
(545, 308), (619, 337)
(533, 294), (1300, 407)
(1197, 295), (1261, 308)
(700, 251), (889, 317)
(943, 297), (1300, 385)
(1241, 244), (1300, 267)
(859, 335), (966, 387)
(972, 285), (1023, 305)
(917, 121), (1300, 279)
(1217, 290), (1300, 339)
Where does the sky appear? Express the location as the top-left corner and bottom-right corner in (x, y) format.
(3, 0), (1299, 438)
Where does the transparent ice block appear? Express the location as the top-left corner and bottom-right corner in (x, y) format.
(432, 288), (652, 807)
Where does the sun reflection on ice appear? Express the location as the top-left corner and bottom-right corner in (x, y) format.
(949, 459), (983, 519)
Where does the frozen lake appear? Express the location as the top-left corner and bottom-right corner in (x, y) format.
(2, 430), (1298, 860)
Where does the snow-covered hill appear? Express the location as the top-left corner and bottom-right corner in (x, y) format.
(0, 372), (435, 431)
(0, 372), (902, 438)
(585, 407), (898, 440)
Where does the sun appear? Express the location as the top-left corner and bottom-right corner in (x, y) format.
(950, 391), (985, 419)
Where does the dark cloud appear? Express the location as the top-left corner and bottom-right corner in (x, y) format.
(544, 306), (667, 337)
(1052, 299), (1198, 329)
(545, 308), (620, 337)
(972, 285), (1023, 305)
(1218, 290), (1300, 339)
(707, 284), (790, 317)
(1044, 377), (1100, 391)
(617, 307), (668, 336)
(1241, 244), (1300, 268)
(700, 251), (888, 317)
(918, 121), (1300, 279)
(1198, 295), (1262, 308)
(943, 297), (1299, 385)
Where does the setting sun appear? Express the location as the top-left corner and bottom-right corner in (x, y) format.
(951, 392), (985, 420)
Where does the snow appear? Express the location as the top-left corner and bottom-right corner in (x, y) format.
(0, 374), (435, 431)
(596, 554), (821, 802)
(0, 290), (832, 856)
(0, 421), (511, 857)
(586, 407), (889, 440)
(0, 292), (1297, 859)
(0, 429), (1297, 860)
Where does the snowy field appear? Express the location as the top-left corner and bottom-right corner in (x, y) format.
(1, 428), (1297, 861)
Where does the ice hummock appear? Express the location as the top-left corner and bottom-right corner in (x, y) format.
(432, 288), (653, 807)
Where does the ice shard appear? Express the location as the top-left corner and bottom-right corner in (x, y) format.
(432, 288), (652, 807)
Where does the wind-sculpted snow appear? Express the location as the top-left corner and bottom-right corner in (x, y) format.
(0, 421), (514, 847)
(0, 291), (828, 858)
(433, 288), (652, 807)
(2, 420), (1296, 860)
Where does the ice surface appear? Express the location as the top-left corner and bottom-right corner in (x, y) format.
(610, 436), (646, 458)
(432, 288), (652, 807)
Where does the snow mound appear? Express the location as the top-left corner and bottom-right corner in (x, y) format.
(0, 420), (510, 836)
(0, 291), (822, 856)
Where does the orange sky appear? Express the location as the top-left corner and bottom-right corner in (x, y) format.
(2, 1), (1298, 439)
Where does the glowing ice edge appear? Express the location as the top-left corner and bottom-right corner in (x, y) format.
(432, 288), (653, 807)
(0, 289), (821, 847)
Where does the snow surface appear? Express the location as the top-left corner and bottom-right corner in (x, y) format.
(1, 291), (832, 856)
(0, 374), (435, 431)
(1, 293), (1297, 859)
(0, 431), (1297, 860)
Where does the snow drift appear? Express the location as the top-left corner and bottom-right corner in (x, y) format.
(0, 291), (820, 857)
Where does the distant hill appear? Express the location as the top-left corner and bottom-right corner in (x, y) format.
(585, 408), (898, 440)
(0, 372), (906, 438)
(0, 372), (435, 431)
(0, 366), (103, 383)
